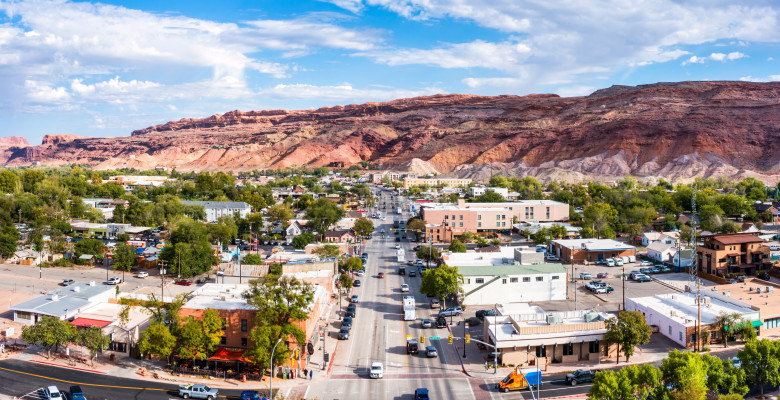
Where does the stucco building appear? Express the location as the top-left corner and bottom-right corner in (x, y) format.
(696, 233), (771, 277)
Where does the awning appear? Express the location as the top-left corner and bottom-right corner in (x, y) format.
(725, 320), (764, 331)
(71, 318), (112, 328)
(207, 347), (250, 363)
(727, 254), (740, 257)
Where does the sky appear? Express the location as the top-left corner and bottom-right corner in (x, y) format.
(1, 0), (779, 145)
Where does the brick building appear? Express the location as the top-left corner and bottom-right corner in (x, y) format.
(696, 233), (771, 277)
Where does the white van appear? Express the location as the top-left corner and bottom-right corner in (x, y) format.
(628, 255), (636, 263)
(615, 258), (624, 266)
(606, 258), (615, 267)
(621, 256), (630, 264)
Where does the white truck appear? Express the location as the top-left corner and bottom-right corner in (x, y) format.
(397, 207), (403, 214)
(403, 295), (416, 321)
(397, 248), (405, 263)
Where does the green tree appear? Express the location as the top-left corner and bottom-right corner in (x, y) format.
(475, 190), (505, 202)
(338, 272), (353, 290)
(21, 169), (45, 192)
(659, 350), (709, 400)
(448, 239), (467, 253)
(138, 322), (176, 360)
(0, 170), (20, 193)
(588, 363), (661, 400)
(604, 311), (652, 363)
(458, 231), (475, 244)
(700, 204), (725, 232)
(243, 276), (314, 369)
(112, 242), (136, 282)
(344, 257), (363, 274)
(737, 338), (780, 397)
(267, 203), (295, 226)
(417, 246), (440, 262)
(353, 217), (374, 238)
(406, 218), (426, 234)
(719, 220), (741, 234)
(488, 175), (509, 188)
(0, 224), (19, 258)
(305, 198), (346, 239)
(713, 312), (741, 347)
(74, 238), (106, 259)
(176, 308), (224, 364)
(76, 326), (110, 366)
(419, 264), (463, 310)
(242, 253), (265, 265)
(291, 232), (316, 249)
(160, 218), (217, 278)
(583, 203), (618, 239)
(312, 244), (342, 259)
(207, 215), (238, 244)
(21, 316), (75, 359)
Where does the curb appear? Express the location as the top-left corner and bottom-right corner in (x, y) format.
(446, 320), (474, 378)
(30, 359), (107, 374)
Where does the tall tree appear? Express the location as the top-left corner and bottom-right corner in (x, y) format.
(738, 338), (780, 397)
(416, 246), (440, 262)
(603, 311), (651, 363)
(420, 265), (463, 309)
(291, 232), (316, 249)
(21, 316), (75, 359)
(583, 203), (618, 239)
(139, 322), (176, 361)
(353, 217), (374, 238)
(588, 364), (661, 400)
(344, 257), (363, 274)
(305, 198), (345, 239)
(448, 239), (467, 253)
(77, 326), (110, 367)
(112, 242), (136, 282)
(659, 350), (709, 400)
(312, 244), (342, 259)
(713, 312), (741, 347)
(267, 204), (295, 226)
(243, 276), (314, 369)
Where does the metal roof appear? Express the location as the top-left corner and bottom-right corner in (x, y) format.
(10, 283), (114, 317)
(181, 200), (251, 209)
(457, 263), (566, 276)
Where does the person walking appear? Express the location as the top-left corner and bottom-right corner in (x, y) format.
(309, 369), (313, 380)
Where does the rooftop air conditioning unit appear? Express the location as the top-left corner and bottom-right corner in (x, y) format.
(757, 287), (763, 293)
(768, 287), (774, 292)
(51, 295), (59, 301)
(584, 311), (600, 322)
(722, 291), (730, 297)
(670, 310), (677, 317)
(750, 287), (754, 292)
(546, 314), (563, 325)
(73, 286), (80, 293)
(89, 281), (95, 286)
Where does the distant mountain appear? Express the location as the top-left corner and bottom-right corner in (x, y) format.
(3, 81), (780, 184)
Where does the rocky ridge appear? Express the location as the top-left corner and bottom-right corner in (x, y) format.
(3, 81), (780, 184)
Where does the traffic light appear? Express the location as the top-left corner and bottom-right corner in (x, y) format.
(293, 348), (299, 359)
(448, 335), (453, 344)
(420, 335), (425, 344)
(465, 334), (470, 344)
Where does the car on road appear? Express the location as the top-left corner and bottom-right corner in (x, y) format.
(370, 362), (384, 379)
(566, 369), (595, 385)
(425, 346), (438, 358)
(414, 388), (430, 400)
(69, 385), (86, 400)
(430, 298), (440, 308)
(435, 316), (447, 328)
(378, 272), (385, 278)
(758, 272), (772, 280)
(345, 306), (356, 318)
(409, 270), (417, 277)
(341, 316), (353, 330)
(215, 270), (224, 276)
(634, 273), (652, 282)
(596, 272), (609, 279)
(356, 269), (365, 276)
(438, 306), (463, 317)
(475, 309), (496, 320)
(350, 294), (359, 303)
(106, 277), (121, 285)
(421, 318), (432, 328)
(401, 283), (410, 292)
(406, 339), (419, 354)
(395, 243), (401, 248)
(175, 279), (192, 286)
(338, 326), (350, 340)
(178, 383), (218, 399)
(61, 279), (75, 286)
(640, 261), (653, 266)
(136, 271), (149, 278)
(44, 386), (63, 400)
(416, 260), (423, 267)
(408, 260), (415, 265)
(353, 280), (361, 287)
(579, 272), (592, 280)
(240, 391), (261, 400)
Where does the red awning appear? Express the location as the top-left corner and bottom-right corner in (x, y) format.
(207, 347), (250, 363)
(71, 318), (112, 328)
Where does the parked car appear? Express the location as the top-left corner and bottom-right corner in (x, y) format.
(438, 307), (463, 317)
(240, 391), (261, 400)
(401, 284), (410, 292)
(726, 278), (737, 284)
(421, 318), (432, 328)
(579, 272), (592, 280)
(635, 274), (652, 282)
(136, 271), (149, 278)
(338, 326), (350, 340)
(44, 386), (63, 400)
(69, 385), (86, 400)
(596, 272), (609, 279)
(409, 270), (417, 277)
(429, 298), (440, 308)
(345, 307), (356, 318)
(615, 258), (624, 266)
(215, 270), (224, 276)
(639, 268), (652, 275)
(350, 294), (359, 303)
(341, 316), (353, 330)
(175, 279), (192, 286)
(61, 279), (75, 286)
(370, 362), (384, 379)
(606, 258), (616, 267)
(178, 384), (218, 399)
(476, 309), (496, 320)
(425, 346), (438, 358)
(657, 265), (671, 273)
(640, 261), (653, 266)
(408, 260), (415, 265)
(414, 388), (430, 400)
(758, 272), (772, 280)
(566, 369), (596, 385)
(648, 267), (661, 274)
(353, 280), (361, 287)
(357, 269), (365, 276)
(106, 277), (121, 285)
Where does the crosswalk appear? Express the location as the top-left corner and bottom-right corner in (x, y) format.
(19, 388), (51, 399)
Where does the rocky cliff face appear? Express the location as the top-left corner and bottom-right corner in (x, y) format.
(3, 81), (780, 183)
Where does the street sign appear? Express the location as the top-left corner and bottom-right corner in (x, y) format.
(406, 335), (413, 340)
(430, 336), (441, 340)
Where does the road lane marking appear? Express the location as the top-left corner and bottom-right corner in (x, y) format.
(0, 365), (169, 391)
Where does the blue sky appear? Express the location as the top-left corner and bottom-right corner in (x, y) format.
(1, 0), (779, 145)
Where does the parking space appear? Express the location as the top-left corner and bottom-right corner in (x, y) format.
(19, 388), (47, 399)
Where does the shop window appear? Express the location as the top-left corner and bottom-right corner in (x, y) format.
(588, 341), (599, 353)
(536, 276), (543, 282)
(510, 277), (518, 283)
(562, 343), (574, 356)
(241, 338), (248, 347)
(536, 346), (546, 357)
(523, 277), (530, 282)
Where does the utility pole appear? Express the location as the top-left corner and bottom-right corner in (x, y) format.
(689, 183), (700, 352)
(622, 263), (626, 311)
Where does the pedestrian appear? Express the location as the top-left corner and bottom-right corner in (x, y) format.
(303, 368), (307, 379)
(485, 361), (489, 371)
(309, 369), (313, 380)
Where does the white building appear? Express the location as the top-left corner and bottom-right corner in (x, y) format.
(10, 282), (115, 324)
(444, 246), (566, 305)
(646, 241), (676, 263)
(470, 186), (509, 198)
(71, 302), (151, 356)
(641, 231), (679, 247)
(181, 201), (252, 222)
(626, 291), (760, 348)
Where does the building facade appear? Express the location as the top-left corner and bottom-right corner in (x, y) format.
(181, 201), (252, 222)
(696, 233), (771, 277)
(551, 239), (636, 263)
(403, 177), (472, 189)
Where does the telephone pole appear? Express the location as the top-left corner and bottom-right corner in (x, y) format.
(689, 184), (701, 352)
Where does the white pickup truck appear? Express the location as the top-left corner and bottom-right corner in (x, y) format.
(178, 384), (218, 399)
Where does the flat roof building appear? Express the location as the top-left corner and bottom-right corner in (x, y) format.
(551, 238), (636, 263)
(10, 282), (115, 324)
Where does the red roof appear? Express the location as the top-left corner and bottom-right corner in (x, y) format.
(713, 234), (763, 245)
(71, 318), (112, 328)
(208, 347), (250, 363)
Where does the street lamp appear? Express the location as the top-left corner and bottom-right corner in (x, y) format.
(269, 338), (283, 399)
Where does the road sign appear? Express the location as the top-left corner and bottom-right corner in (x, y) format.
(406, 335), (413, 340)
(429, 336), (441, 340)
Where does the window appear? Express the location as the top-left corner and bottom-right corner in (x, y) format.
(710, 331), (718, 339)
(220, 336), (227, 345)
(478, 215), (482, 220)
(679, 332), (683, 341)
(452, 215), (455, 220)
(496, 215), (500, 220)
(536, 276), (543, 282)
(475, 278), (485, 284)
(221, 318), (227, 330)
(241, 337), (248, 347)
(445, 215), (449, 219)
(536, 346), (547, 357)
(109, 342), (127, 352)
(16, 311), (31, 320)
(765, 317), (780, 330)
(690, 333), (697, 343)
(523, 277), (530, 282)
(510, 277), (518, 283)
(562, 343), (574, 356)
(241, 319), (248, 332)
(459, 222), (463, 227)
(502, 222), (506, 227)
(502, 279), (507, 284)
(501, 215), (506, 219)
(459, 215), (463, 220)
(497, 222), (501, 227)
(588, 341), (599, 353)
(668, 326), (672, 335)
(552, 275), (560, 280)
(478, 222), (482, 227)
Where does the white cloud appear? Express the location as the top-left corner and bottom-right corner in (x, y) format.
(362, 40), (530, 72)
(739, 75), (780, 82)
(321, 0), (365, 13)
(683, 51), (747, 65)
(555, 85), (597, 98)
(258, 83), (442, 101)
(25, 80), (69, 102)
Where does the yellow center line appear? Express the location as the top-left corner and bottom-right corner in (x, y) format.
(0, 365), (170, 391)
